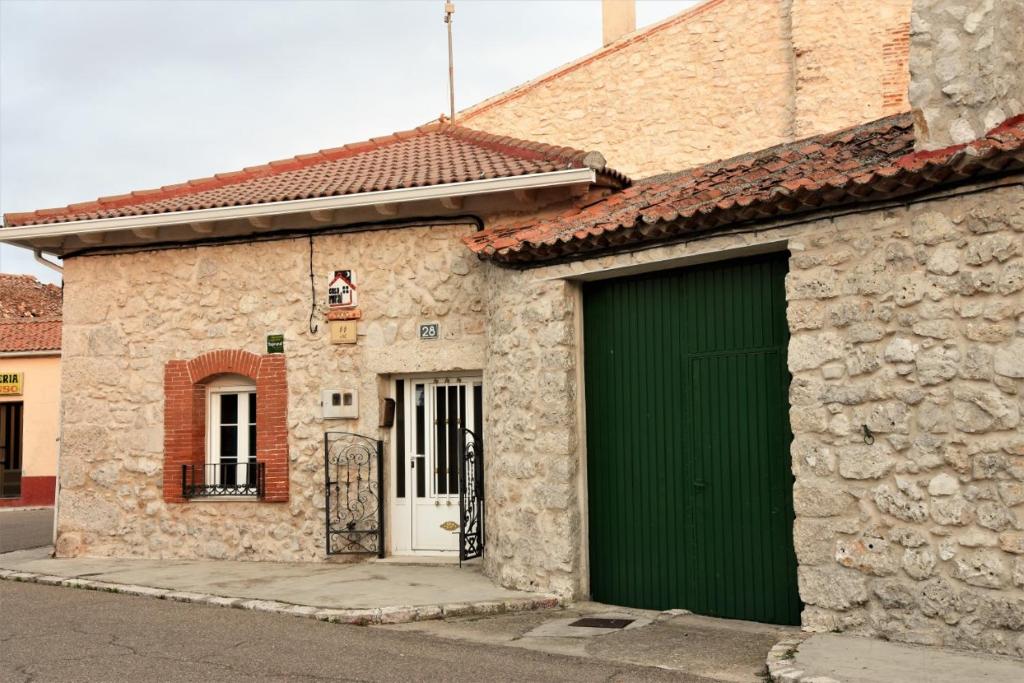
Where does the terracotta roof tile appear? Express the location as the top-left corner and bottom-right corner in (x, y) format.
(0, 274), (62, 320)
(467, 113), (1024, 263)
(2, 122), (628, 228)
(0, 319), (61, 353)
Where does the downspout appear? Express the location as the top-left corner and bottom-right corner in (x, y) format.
(33, 249), (63, 274)
(52, 414), (62, 553)
(32, 248), (63, 549)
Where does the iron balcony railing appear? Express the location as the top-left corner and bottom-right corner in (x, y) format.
(182, 462), (264, 499)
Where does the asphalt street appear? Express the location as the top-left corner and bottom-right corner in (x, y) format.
(0, 582), (710, 682)
(0, 507), (53, 552)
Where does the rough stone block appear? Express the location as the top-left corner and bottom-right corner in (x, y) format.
(951, 551), (1009, 589)
(994, 339), (1024, 378)
(902, 548), (937, 580)
(798, 567), (869, 611)
(931, 495), (974, 526)
(837, 444), (894, 480)
(874, 484), (929, 523)
(928, 473), (960, 496)
(794, 482), (856, 517)
(998, 532), (1024, 556)
(836, 537), (898, 576)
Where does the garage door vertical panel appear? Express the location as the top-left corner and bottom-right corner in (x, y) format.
(584, 252), (799, 625)
(586, 276), (666, 609)
(682, 255), (799, 625)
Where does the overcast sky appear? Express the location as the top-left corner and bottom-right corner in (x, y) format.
(0, 0), (696, 284)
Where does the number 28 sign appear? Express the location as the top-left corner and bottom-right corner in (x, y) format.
(419, 323), (440, 340)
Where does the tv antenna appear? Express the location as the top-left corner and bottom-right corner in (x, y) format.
(444, 1), (455, 124)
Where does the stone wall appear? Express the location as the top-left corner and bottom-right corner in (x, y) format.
(461, 0), (911, 178)
(791, 0), (910, 138)
(482, 267), (583, 596)
(909, 0), (1024, 149)
(504, 181), (1024, 652)
(785, 184), (1024, 655)
(56, 223), (486, 561)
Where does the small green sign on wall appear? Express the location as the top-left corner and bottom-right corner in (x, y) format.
(266, 334), (285, 354)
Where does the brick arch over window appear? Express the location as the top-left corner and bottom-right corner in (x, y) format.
(163, 350), (288, 503)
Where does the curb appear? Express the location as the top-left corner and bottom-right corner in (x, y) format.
(765, 633), (838, 683)
(0, 567), (563, 626)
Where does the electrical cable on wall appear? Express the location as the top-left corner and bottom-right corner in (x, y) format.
(308, 235), (318, 335)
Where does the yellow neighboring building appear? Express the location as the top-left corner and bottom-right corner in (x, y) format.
(0, 274), (61, 507)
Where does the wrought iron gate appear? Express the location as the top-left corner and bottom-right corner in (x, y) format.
(458, 428), (484, 562)
(324, 432), (384, 557)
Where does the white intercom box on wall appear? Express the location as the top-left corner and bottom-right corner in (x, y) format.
(321, 389), (358, 419)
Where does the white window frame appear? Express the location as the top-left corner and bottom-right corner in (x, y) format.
(206, 383), (257, 489)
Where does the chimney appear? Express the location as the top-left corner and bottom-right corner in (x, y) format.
(909, 0), (1024, 150)
(602, 0), (636, 47)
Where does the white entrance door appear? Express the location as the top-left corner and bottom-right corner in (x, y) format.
(391, 376), (482, 554)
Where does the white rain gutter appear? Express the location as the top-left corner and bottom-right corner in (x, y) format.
(1, 168), (597, 244)
(33, 249), (63, 273)
(0, 349), (61, 358)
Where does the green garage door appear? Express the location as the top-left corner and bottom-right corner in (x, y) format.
(583, 252), (800, 625)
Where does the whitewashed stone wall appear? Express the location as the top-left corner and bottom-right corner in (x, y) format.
(909, 0), (1024, 148)
(57, 223), (486, 561)
(495, 182), (1024, 652)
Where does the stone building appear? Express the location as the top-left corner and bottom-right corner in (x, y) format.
(463, 0), (914, 177)
(2, 0), (1023, 657)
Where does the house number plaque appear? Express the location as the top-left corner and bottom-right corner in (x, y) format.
(419, 322), (440, 340)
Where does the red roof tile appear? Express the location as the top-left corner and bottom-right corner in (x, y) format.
(0, 319), (61, 353)
(2, 122), (628, 228)
(466, 113), (1024, 263)
(0, 274), (62, 320)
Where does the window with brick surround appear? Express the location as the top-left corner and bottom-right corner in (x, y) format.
(163, 350), (288, 503)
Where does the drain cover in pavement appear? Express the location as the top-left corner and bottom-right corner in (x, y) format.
(569, 617), (635, 629)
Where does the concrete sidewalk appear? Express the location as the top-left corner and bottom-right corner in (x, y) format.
(767, 632), (1024, 682)
(0, 546), (559, 625)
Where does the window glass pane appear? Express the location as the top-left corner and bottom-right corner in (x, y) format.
(220, 425), (238, 459)
(395, 380), (405, 499)
(435, 386), (447, 495)
(473, 384), (483, 436)
(220, 394), (238, 425)
(220, 461), (237, 486)
(414, 384), (425, 455)
(248, 392), (257, 460)
(449, 385), (461, 494)
(415, 456), (426, 498)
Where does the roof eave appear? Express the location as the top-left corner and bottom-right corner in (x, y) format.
(1, 168), (599, 256)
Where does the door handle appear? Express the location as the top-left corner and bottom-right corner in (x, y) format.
(693, 480), (707, 489)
